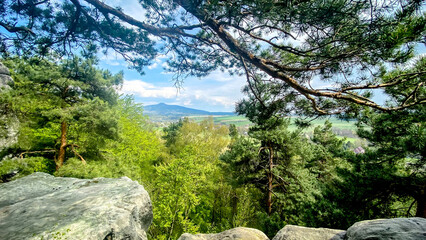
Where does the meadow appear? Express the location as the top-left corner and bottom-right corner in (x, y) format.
(187, 115), (365, 145)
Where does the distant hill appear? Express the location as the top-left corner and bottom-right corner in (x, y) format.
(144, 103), (235, 121)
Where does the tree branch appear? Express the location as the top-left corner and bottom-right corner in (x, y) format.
(0, 22), (35, 35)
(65, 144), (86, 164)
(174, 0), (425, 114)
(20, 149), (56, 159)
(83, 0), (199, 38)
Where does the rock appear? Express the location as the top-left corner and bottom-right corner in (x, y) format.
(345, 217), (426, 240)
(0, 61), (13, 89)
(272, 225), (345, 240)
(0, 172), (153, 240)
(0, 116), (19, 153)
(0, 61), (17, 153)
(178, 227), (269, 240)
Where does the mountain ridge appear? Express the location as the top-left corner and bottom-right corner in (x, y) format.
(144, 103), (235, 120)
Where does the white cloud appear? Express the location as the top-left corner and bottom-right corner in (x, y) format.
(147, 62), (158, 69)
(205, 70), (242, 82)
(105, 60), (122, 66)
(99, 50), (125, 61)
(161, 62), (169, 68)
(119, 70), (247, 112)
(171, 72), (246, 111)
(120, 79), (178, 98)
(155, 54), (168, 62)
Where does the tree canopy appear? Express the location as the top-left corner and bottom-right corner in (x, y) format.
(1, 0), (424, 115)
(0, 56), (123, 170)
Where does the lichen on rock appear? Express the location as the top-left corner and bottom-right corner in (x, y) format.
(0, 172), (153, 240)
(178, 227), (269, 240)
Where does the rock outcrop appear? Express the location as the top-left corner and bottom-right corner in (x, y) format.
(0, 61), (18, 153)
(0, 172), (152, 240)
(345, 217), (426, 240)
(271, 217), (426, 240)
(178, 227), (269, 240)
(272, 225), (345, 240)
(0, 61), (13, 89)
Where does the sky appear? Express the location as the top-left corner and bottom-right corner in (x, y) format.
(98, 52), (246, 113)
(3, 0), (424, 113)
(96, 0), (246, 113)
(96, 0), (423, 113)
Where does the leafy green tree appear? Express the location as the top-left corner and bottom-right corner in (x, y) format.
(150, 118), (230, 239)
(150, 147), (205, 240)
(0, 56), (122, 172)
(1, 0), (424, 114)
(162, 118), (187, 151)
(228, 124), (239, 139)
(350, 113), (425, 218)
(56, 96), (164, 186)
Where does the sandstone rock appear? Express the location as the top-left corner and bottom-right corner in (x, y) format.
(178, 227), (269, 240)
(272, 225), (345, 240)
(345, 217), (426, 240)
(0, 172), (153, 240)
(0, 61), (17, 153)
(0, 61), (12, 89)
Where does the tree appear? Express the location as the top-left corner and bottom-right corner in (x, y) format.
(149, 118), (231, 239)
(352, 56), (425, 218)
(221, 119), (325, 236)
(0, 56), (122, 171)
(1, 0), (424, 115)
(304, 58), (426, 225)
(56, 96), (163, 186)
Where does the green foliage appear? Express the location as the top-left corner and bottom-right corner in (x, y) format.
(149, 118), (230, 239)
(3, 0), (424, 114)
(304, 63), (426, 225)
(221, 117), (328, 237)
(150, 147), (203, 240)
(348, 58), (425, 218)
(56, 96), (163, 185)
(0, 157), (55, 182)
(0, 56), (122, 174)
(307, 121), (348, 181)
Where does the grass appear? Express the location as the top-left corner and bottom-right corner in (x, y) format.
(187, 115), (252, 127)
(188, 115), (356, 129)
(187, 115), (362, 140)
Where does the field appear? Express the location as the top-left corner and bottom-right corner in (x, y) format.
(188, 115), (356, 129)
(187, 115), (366, 145)
(187, 115), (252, 127)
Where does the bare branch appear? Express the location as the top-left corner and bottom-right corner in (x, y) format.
(68, 144), (86, 164)
(20, 149), (56, 159)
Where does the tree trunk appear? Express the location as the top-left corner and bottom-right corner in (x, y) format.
(267, 147), (273, 215)
(56, 121), (67, 170)
(231, 190), (238, 227)
(415, 189), (425, 218)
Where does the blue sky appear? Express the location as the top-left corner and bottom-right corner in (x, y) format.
(94, 0), (246, 113)
(96, 0), (423, 113)
(3, 0), (424, 113)
(98, 52), (246, 112)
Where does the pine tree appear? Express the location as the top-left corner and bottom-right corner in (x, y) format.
(1, 56), (122, 171)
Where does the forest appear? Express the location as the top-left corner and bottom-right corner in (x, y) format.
(0, 0), (425, 240)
